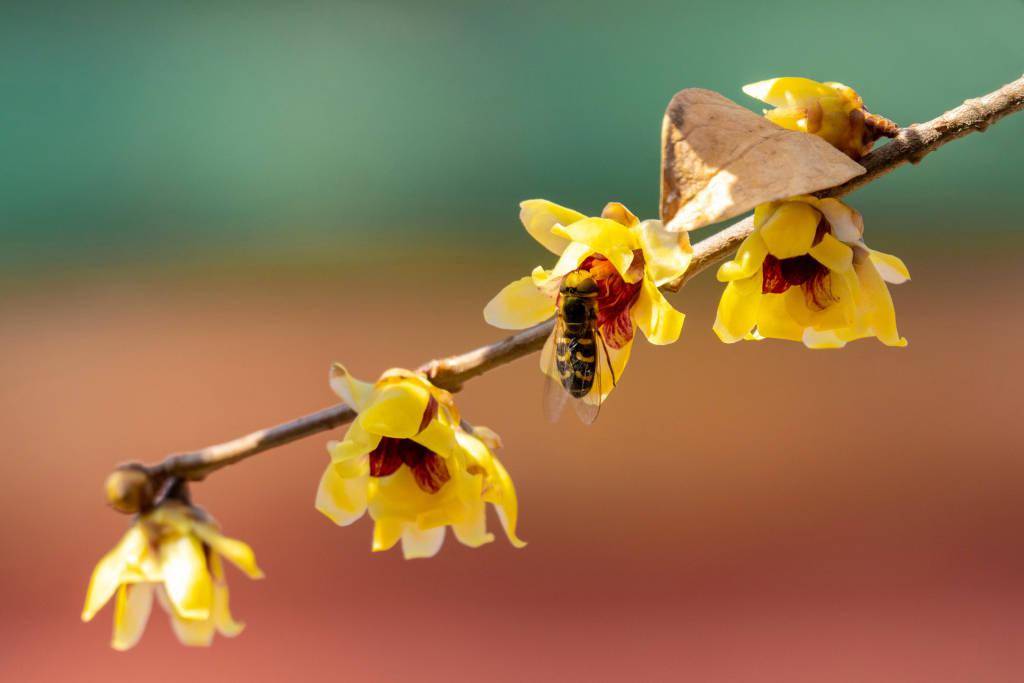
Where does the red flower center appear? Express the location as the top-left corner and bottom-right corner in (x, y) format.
(368, 437), (451, 494)
(579, 251), (645, 349)
(760, 216), (838, 311)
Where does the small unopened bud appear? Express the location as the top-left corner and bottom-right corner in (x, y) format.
(104, 465), (155, 514)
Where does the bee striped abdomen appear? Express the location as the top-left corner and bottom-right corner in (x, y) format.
(556, 333), (596, 398)
(553, 270), (601, 402)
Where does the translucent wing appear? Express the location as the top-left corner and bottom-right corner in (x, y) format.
(543, 309), (620, 426)
(570, 355), (601, 426)
(541, 323), (570, 423)
(570, 330), (617, 425)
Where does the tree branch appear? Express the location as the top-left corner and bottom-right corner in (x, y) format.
(137, 73), (1024, 486)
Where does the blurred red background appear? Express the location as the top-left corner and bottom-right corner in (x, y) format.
(3, 238), (1024, 681)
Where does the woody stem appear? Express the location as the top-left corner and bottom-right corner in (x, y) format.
(123, 73), (1024, 493)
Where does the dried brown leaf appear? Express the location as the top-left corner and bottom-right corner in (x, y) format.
(659, 88), (866, 232)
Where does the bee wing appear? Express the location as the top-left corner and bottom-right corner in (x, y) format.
(541, 323), (570, 423)
(570, 330), (615, 426)
(571, 380), (601, 424)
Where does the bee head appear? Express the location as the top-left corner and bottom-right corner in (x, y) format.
(561, 270), (598, 296)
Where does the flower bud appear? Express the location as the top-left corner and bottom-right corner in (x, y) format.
(104, 465), (155, 514)
(743, 77), (875, 159)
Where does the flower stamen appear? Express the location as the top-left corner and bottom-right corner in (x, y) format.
(580, 251), (645, 349)
(368, 437), (451, 494)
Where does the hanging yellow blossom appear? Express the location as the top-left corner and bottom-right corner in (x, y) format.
(315, 365), (525, 559)
(483, 200), (692, 406)
(714, 196), (909, 348)
(743, 77), (875, 159)
(82, 501), (263, 651)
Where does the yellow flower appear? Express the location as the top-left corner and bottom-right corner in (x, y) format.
(713, 196), (909, 348)
(483, 200), (692, 402)
(315, 364), (525, 558)
(81, 500), (263, 651)
(743, 77), (873, 159)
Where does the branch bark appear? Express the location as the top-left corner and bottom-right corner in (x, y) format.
(139, 73), (1024, 485)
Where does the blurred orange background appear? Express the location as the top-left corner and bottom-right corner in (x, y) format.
(4, 233), (1024, 681)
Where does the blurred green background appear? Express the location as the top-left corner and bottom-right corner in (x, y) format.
(3, 0), (1022, 277)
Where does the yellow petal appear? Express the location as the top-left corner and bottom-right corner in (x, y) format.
(412, 417), (458, 459)
(714, 275), (762, 343)
(519, 199), (583, 255)
(111, 583), (154, 651)
(453, 428), (524, 548)
(632, 278), (685, 345)
(531, 241), (593, 289)
(315, 461), (369, 526)
(190, 523), (264, 580)
(209, 554), (245, 638)
(159, 534), (212, 621)
(869, 249), (911, 284)
(601, 201), (640, 227)
(743, 77), (837, 108)
(372, 517), (404, 553)
(856, 258), (907, 347)
(400, 525), (447, 559)
(146, 502), (195, 535)
(779, 270), (854, 338)
(487, 456), (526, 548)
(369, 462), (450, 524)
(451, 502), (495, 549)
(745, 80), (866, 157)
(808, 233), (853, 273)
(634, 219), (692, 286)
(806, 197), (863, 242)
(468, 424), (503, 451)
(82, 524), (150, 621)
(586, 337), (632, 404)
(816, 269), (858, 331)
(454, 428), (493, 471)
(758, 202), (821, 258)
(782, 285), (815, 327)
(167, 614), (215, 647)
(717, 231), (768, 282)
(329, 422), (382, 464)
(755, 293), (804, 342)
(151, 586), (211, 647)
(551, 217), (638, 281)
(358, 382), (432, 439)
(753, 201), (778, 226)
(764, 106), (810, 132)
(483, 276), (555, 330)
(328, 364), (376, 411)
(802, 328), (848, 349)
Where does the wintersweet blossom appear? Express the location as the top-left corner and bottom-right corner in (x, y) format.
(743, 77), (874, 159)
(82, 501), (263, 650)
(484, 200), (691, 403)
(315, 365), (524, 558)
(714, 196), (909, 348)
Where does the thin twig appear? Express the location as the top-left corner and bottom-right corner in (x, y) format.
(139, 73), (1024, 485)
(147, 404), (357, 482)
(821, 75), (1024, 198)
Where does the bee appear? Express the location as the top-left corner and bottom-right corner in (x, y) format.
(542, 269), (617, 424)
